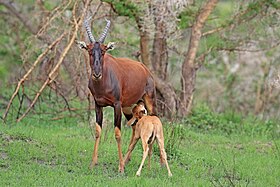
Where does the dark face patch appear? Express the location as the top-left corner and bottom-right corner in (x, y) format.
(91, 42), (104, 79)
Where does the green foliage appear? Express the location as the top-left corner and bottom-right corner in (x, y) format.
(43, 1), (58, 11)
(239, 0), (280, 21)
(183, 104), (280, 138)
(267, 0), (280, 9)
(203, 33), (226, 49)
(164, 123), (186, 161)
(0, 107), (280, 186)
(102, 0), (139, 19)
(178, 5), (198, 29)
(178, 1), (234, 29)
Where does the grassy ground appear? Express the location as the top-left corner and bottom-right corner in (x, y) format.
(1, 107), (280, 186)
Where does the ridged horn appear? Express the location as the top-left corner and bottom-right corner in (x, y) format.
(84, 16), (95, 43)
(99, 19), (111, 43)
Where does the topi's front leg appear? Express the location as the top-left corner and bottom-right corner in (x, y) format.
(114, 102), (124, 173)
(89, 104), (103, 169)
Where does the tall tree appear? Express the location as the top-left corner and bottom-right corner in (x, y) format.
(180, 0), (218, 115)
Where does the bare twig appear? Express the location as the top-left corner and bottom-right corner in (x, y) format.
(3, 32), (66, 121)
(202, 0), (267, 37)
(16, 0), (91, 122)
(0, 0), (38, 34)
(47, 81), (71, 113)
(217, 40), (280, 52)
(92, 1), (103, 20)
(16, 92), (25, 120)
(36, 0), (71, 37)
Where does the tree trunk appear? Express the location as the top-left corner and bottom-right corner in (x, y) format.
(136, 15), (178, 117)
(180, 0), (218, 116)
(135, 17), (151, 69)
(154, 76), (178, 118)
(151, 2), (168, 80)
(254, 61), (271, 115)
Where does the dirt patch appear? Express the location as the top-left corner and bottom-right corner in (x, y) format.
(1, 133), (33, 143)
(31, 156), (58, 168)
(254, 141), (273, 153)
(0, 163), (9, 170)
(0, 150), (9, 170)
(0, 151), (8, 160)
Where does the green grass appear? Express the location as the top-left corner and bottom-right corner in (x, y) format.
(1, 107), (280, 186)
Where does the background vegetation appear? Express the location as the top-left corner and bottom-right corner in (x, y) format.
(0, 0), (280, 120)
(1, 108), (280, 186)
(0, 0), (280, 186)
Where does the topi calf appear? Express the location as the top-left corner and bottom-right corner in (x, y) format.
(124, 101), (172, 177)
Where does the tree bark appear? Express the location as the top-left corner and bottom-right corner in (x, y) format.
(180, 0), (218, 116)
(135, 17), (151, 69)
(151, 2), (168, 80)
(135, 14), (178, 117)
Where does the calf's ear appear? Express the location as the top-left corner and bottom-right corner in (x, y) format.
(139, 109), (147, 118)
(75, 40), (88, 50)
(127, 117), (136, 126)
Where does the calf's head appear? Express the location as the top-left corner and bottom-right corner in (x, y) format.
(127, 101), (147, 126)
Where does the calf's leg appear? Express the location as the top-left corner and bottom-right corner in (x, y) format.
(136, 139), (149, 176)
(157, 137), (172, 177)
(148, 143), (153, 170)
(124, 135), (139, 165)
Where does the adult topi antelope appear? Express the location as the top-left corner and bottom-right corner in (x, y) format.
(76, 17), (157, 173)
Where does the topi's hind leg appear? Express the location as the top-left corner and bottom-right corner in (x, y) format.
(143, 93), (157, 116)
(143, 77), (157, 116)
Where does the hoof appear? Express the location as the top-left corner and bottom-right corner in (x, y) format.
(124, 157), (131, 165)
(89, 161), (98, 170)
(119, 161), (125, 173)
(119, 166), (124, 173)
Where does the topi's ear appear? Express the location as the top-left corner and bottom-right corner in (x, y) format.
(106, 42), (115, 51)
(75, 40), (88, 50)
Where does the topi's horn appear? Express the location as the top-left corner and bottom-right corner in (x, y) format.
(99, 19), (111, 43)
(84, 16), (95, 43)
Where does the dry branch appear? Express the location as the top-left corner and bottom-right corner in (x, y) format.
(36, 0), (71, 37)
(0, 0), (38, 34)
(16, 0), (91, 122)
(3, 32), (66, 121)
